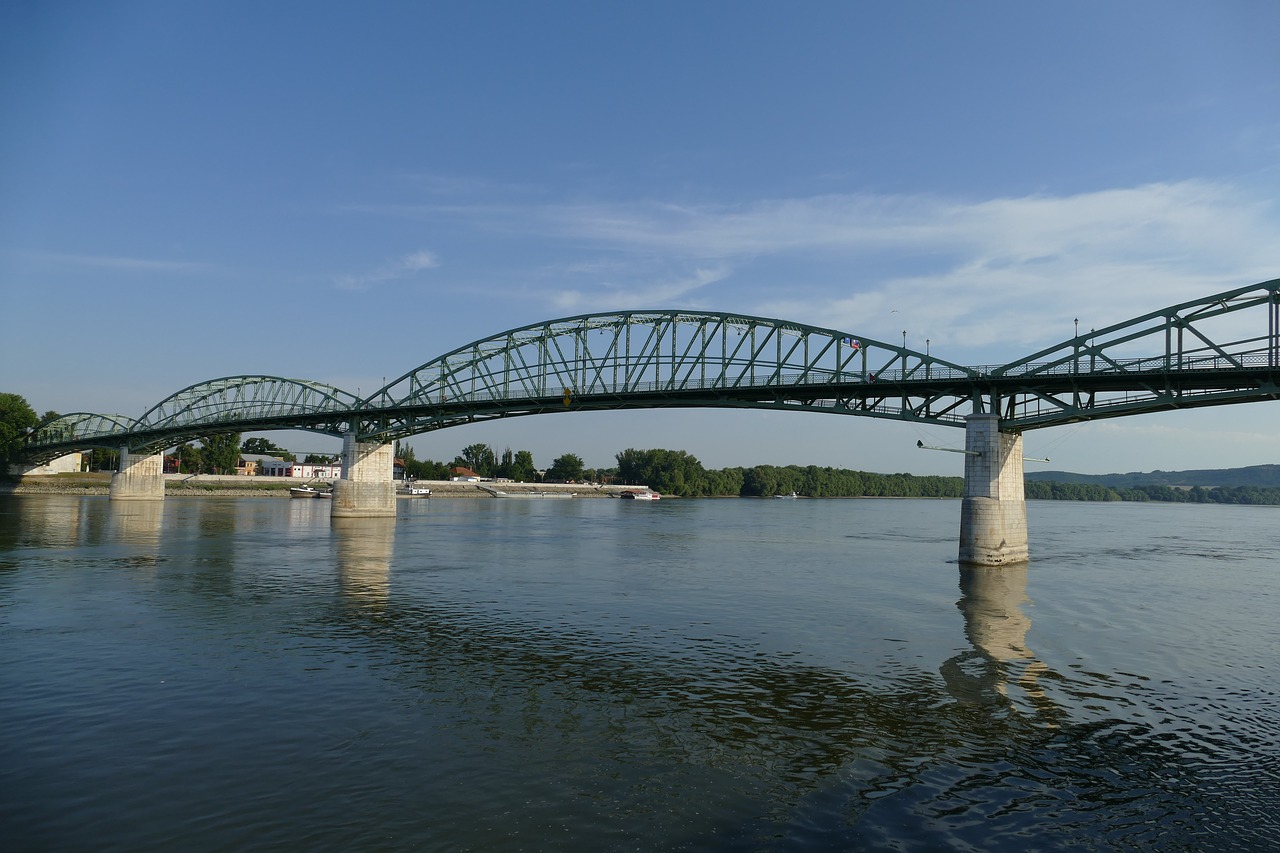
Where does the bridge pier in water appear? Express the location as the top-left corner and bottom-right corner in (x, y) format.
(959, 414), (1028, 566)
(108, 449), (165, 501)
(331, 434), (396, 518)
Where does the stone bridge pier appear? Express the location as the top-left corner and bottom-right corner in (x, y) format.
(959, 414), (1029, 566)
(331, 434), (396, 518)
(109, 448), (165, 501)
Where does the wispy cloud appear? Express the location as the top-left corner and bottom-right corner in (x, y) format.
(550, 265), (732, 313)
(531, 181), (1278, 351)
(349, 181), (1278, 353)
(335, 249), (439, 291)
(26, 251), (208, 273)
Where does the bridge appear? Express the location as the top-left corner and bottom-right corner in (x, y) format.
(22, 278), (1280, 565)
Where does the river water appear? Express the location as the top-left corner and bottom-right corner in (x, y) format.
(1, 494), (1276, 851)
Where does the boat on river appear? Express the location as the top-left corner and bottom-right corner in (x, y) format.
(619, 490), (660, 501)
(773, 492), (799, 499)
(290, 485), (333, 499)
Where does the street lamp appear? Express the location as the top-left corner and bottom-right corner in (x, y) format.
(1073, 318), (1079, 374)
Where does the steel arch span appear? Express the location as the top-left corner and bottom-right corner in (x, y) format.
(125, 375), (364, 449)
(352, 310), (976, 441)
(25, 413), (141, 462)
(22, 376), (364, 461)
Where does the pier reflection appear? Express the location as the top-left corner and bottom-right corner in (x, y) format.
(942, 564), (1057, 721)
(109, 500), (164, 547)
(333, 517), (395, 605)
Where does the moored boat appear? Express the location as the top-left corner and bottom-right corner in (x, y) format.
(619, 490), (660, 501)
(289, 486), (320, 498)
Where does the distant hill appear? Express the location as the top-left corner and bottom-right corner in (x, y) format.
(1025, 464), (1280, 489)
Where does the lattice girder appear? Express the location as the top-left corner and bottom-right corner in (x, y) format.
(358, 311), (972, 440)
(22, 413), (141, 463)
(135, 375), (361, 433)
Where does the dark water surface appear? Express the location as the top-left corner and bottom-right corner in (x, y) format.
(1, 495), (1276, 851)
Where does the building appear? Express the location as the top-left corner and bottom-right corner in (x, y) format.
(10, 452), (83, 476)
(237, 454), (283, 476)
(259, 459), (343, 479)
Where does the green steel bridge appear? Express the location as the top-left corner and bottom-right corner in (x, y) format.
(21, 278), (1280, 463)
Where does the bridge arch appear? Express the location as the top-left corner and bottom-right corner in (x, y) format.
(130, 375), (363, 448)
(357, 310), (975, 440)
(23, 413), (141, 463)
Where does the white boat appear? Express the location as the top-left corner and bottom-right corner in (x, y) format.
(620, 490), (660, 501)
(289, 486), (320, 498)
(402, 486), (431, 496)
(773, 492), (799, 499)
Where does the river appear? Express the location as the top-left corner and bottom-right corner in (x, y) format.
(1, 494), (1276, 851)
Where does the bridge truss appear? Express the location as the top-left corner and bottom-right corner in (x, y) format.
(20, 278), (1280, 463)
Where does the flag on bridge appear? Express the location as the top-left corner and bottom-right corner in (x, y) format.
(843, 337), (861, 351)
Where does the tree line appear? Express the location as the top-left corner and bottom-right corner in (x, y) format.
(1024, 479), (1280, 505)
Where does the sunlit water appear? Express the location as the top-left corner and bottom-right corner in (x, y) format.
(1, 494), (1276, 851)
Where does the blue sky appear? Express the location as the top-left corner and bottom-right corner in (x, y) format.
(3, 1), (1279, 475)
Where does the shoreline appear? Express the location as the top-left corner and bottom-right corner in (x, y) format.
(0, 477), (641, 499)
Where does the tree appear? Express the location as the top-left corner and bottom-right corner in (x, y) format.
(545, 452), (585, 482)
(396, 440), (449, 480)
(0, 392), (38, 469)
(494, 448), (538, 481)
(243, 436), (296, 461)
(457, 443), (497, 477)
(87, 447), (120, 472)
(200, 433), (242, 474)
(172, 443), (203, 474)
(510, 449), (538, 482)
(617, 448), (707, 496)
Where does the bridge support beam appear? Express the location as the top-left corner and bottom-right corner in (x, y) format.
(331, 434), (396, 518)
(109, 449), (165, 501)
(959, 414), (1028, 565)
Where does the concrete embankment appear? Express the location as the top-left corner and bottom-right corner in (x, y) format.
(3, 475), (642, 499)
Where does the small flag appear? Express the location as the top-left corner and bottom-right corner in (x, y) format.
(843, 337), (861, 350)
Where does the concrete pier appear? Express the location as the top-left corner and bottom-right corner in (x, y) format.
(109, 449), (165, 501)
(958, 414), (1028, 565)
(331, 434), (396, 518)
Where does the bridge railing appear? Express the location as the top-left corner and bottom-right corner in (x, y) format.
(988, 348), (1275, 379)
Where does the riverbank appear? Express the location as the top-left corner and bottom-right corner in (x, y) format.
(0, 474), (639, 499)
